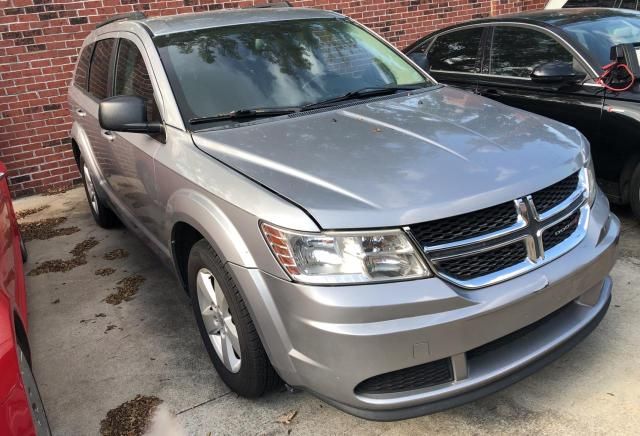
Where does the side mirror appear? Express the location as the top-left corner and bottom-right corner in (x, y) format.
(408, 51), (429, 71)
(530, 61), (586, 84)
(610, 43), (640, 77)
(99, 95), (163, 134)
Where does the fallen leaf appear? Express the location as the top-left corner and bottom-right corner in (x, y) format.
(276, 410), (298, 425)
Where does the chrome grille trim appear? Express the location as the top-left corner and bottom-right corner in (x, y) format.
(407, 169), (590, 289)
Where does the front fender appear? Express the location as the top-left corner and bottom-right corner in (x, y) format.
(167, 189), (254, 267)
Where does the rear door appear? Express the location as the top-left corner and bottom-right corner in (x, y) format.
(477, 24), (604, 150)
(415, 26), (487, 93)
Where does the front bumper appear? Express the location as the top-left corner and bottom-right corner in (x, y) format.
(228, 191), (619, 420)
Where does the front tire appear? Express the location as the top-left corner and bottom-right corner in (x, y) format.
(79, 155), (119, 228)
(187, 239), (280, 397)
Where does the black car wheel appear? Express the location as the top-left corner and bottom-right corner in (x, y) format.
(79, 155), (119, 228)
(187, 239), (280, 397)
(629, 164), (640, 220)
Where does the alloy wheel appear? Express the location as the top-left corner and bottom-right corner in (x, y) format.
(196, 268), (242, 373)
(82, 164), (99, 214)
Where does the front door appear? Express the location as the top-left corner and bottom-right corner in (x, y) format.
(476, 25), (604, 151)
(108, 37), (165, 241)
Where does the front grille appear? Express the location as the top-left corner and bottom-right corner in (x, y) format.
(435, 241), (528, 281)
(411, 202), (517, 246)
(354, 358), (453, 395)
(409, 169), (586, 288)
(531, 172), (579, 214)
(542, 210), (580, 251)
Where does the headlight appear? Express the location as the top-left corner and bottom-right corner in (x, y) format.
(261, 223), (430, 284)
(584, 160), (597, 206)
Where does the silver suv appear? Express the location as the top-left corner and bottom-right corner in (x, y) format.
(69, 6), (619, 420)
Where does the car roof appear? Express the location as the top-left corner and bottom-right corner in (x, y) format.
(136, 7), (342, 36)
(404, 7), (640, 53)
(493, 7), (640, 26)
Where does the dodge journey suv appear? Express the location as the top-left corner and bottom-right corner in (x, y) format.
(69, 6), (619, 420)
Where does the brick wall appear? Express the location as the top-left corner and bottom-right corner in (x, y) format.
(0, 0), (545, 197)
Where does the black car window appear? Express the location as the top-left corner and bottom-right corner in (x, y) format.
(561, 13), (640, 66)
(619, 0), (640, 9)
(74, 43), (93, 91)
(88, 38), (115, 100)
(490, 27), (575, 78)
(563, 0), (616, 6)
(428, 28), (483, 73)
(114, 39), (160, 122)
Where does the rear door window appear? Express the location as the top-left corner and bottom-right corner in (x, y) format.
(428, 28), (484, 73)
(88, 38), (115, 100)
(489, 27), (576, 78)
(74, 43), (93, 91)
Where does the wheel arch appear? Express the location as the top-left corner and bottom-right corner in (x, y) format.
(619, 154), (640, 204)
(167, 189), (270, 292)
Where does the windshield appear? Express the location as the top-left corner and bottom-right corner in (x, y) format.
(154, 18), (431, 125)
(561, 11), (640, 66)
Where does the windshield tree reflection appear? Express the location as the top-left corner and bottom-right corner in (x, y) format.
(154, 19), (429, 124)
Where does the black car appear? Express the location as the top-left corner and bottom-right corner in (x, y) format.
(547, 0), (640, 10)
(404, 8), (640, 217)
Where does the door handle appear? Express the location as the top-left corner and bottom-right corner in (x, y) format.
(101, 130), (114, 142)
(480, 89), (503, 97)
(75, 108), (86, 117)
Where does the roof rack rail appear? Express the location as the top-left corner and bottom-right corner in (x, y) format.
(249, 2), (293, 8)
(96, 12), (146, 29)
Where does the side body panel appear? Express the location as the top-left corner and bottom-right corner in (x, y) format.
(0, 165), (33, 435)
(476, 24), (604, 159)
(599, 87), (640, 203)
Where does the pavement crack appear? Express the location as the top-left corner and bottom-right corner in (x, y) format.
(176, 391), (232, 415)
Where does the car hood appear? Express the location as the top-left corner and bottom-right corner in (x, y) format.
(192, 86), (586, 229)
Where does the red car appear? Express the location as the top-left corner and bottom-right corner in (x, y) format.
(0, 163), (50, 435)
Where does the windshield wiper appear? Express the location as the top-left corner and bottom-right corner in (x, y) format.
(190, 107), (299, 125)
(301, 83), (430, 111)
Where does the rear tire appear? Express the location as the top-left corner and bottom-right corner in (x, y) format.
(79, 155), (119, 228)
(629, 163), (640, 221)
(187, 239), (280, 397)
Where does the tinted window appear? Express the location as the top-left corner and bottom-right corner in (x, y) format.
(88, 39), (115, 100)
(561, 12), (640, 65)
(154, 19), (429, 125)
(74, 43), (93, 90)
(490, 27), (574, 78)
(619, 0), (639, 9)
(428, 28), (483, 73)
(563, 0), (616, 6)
(114, 39), (160, 122)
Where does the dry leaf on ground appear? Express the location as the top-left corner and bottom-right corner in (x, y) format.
(16, 205), (50, 220)
(19, 217), (79, 241)
(276, 410), (298, 425)
(105, 274), (146, 305)
(99, 395), (162, 436)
